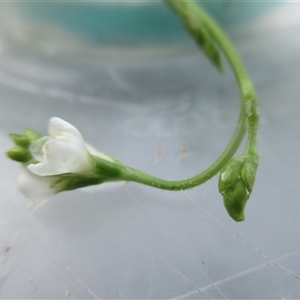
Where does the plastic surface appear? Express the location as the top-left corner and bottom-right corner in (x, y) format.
(1, 2), (300, 299)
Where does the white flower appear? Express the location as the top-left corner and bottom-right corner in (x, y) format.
(12, 117), (118, 209)
(18, 117), (96, 209)
(28, 117), (94, 176)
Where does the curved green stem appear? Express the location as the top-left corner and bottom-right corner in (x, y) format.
(101, 1), (258, 192)
(190, 2), (259, 153)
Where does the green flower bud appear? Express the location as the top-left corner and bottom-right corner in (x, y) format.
(218, 153), (258, 222)
(223, 178), (248, 222)
(218, 157), (245, 193)
(241, 151), (258, 193)
(7, 146), (31, 163)
(24, 129), (42, 141)
(9, 134), (30, 147)
(166, 0), (224, 73)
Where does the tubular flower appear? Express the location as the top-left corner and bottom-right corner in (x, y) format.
(7, 117), (118, 209)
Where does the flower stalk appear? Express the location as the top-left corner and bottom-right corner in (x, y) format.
(7, 1), (259, 221)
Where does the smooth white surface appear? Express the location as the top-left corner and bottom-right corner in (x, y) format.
(1, 3), (300, 299)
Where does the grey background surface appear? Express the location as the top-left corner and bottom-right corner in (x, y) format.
(1, 2), (300, 298)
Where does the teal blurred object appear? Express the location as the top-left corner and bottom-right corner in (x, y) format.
(17, 1), (277, 44)
(202, 1), (278, 28)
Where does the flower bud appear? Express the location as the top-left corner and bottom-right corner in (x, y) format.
(218, 157), (245, 193)
(241, 150), (258, 193)
(218, 153), (258, 222)
(223, 178), (248, 222)
(7, 146), (31, 163)
(9, 134), (30, 147)
(24, 129), (42, 141)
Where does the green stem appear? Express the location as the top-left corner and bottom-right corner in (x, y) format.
(101, 1), (258, 192)
(188, 1), (259, 153)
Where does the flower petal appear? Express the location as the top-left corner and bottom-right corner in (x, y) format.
(27, 162), (58, 176)
(17, 167), (60, 210)
(46, 133), (91, 173)
(28, 132), (92, 176)
(48, 117), (82, 139)
(29, 137), (50, 162)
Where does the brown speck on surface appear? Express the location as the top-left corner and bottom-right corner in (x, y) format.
(155, 145), (163, 163)
(179, 143), (188, 158)
(3, 246), (11, 254)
